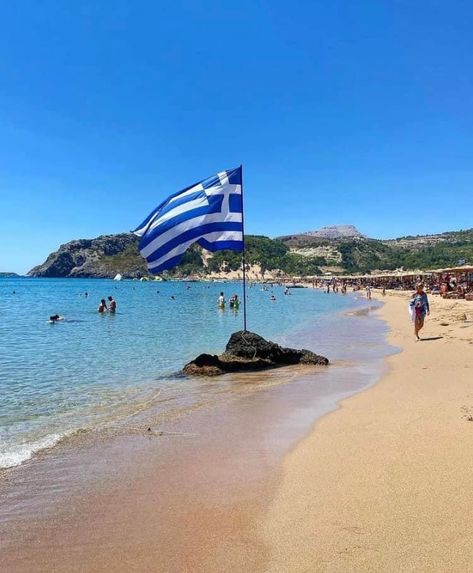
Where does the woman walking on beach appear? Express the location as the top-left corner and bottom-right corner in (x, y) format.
(410, 283), (430, 340)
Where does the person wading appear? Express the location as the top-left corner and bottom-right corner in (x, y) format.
(108, 296), (117, 313)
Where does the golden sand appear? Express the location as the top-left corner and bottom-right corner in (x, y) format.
(261, 292), (473, 572)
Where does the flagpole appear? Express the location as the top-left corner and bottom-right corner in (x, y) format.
(240, 164), (248, 332)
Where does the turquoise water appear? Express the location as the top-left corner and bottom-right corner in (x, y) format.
(0, 277), (376, 469)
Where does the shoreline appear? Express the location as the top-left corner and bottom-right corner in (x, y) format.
(0, 287), (377, 473)
(0, 293), (391, 572)
(260, 291), (473, 572)
(3, 288), (471, 571)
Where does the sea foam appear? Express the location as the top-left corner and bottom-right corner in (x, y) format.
(0, 433), (65, 469)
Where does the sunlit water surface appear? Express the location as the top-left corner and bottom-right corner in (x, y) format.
(0, 277), (390, 469)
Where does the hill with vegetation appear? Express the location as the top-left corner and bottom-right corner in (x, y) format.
(280, 228), (473, 274)
(28, 228), (473, 279)
(28, 234), (324, 279)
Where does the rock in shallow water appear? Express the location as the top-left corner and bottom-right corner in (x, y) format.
(183, 331), (329, 376)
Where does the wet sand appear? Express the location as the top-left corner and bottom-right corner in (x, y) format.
(0, 333), (386, 573)
(261, 292), (473, 572)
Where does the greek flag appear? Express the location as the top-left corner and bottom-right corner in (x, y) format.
(133, 167), (244, 274)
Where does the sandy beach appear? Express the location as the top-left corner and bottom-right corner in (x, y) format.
(261, 291), (473, 572)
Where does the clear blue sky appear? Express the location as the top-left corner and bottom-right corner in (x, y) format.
(1, 1), (472, 273)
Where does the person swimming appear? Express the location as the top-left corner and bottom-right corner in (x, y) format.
(49, 314), (64, 323)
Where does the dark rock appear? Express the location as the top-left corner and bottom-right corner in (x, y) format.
(183, 354), (226, 376)
(225, 331), (278, 360)
(183, 331), (329, 376)
(224, 331), (328, 366)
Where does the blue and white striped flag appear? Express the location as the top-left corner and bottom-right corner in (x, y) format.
(133, 167), (244, 274)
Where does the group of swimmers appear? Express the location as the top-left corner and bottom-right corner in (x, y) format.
(49, 294), (117, 322)
(98, 296), (117, 313)
(217, 292), (240, 309)
(218, 290), (284, 307)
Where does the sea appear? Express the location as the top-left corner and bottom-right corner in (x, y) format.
(0, 277), (393, 471)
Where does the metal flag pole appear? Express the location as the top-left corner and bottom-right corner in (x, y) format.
(240, 164), (248, 332)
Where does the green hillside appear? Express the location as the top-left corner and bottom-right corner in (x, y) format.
(206, 236), (323, 276)
(29, 228), (473, 278)
(29, 234), (324, 278)
(281, 228), (473, 274)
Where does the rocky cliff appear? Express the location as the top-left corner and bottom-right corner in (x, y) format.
(28, 234), (146, 278)
(302, 224), (364, 239)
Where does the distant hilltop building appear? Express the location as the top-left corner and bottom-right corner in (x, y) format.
(302, 225), (365, 240)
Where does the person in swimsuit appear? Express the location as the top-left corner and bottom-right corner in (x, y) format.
(108, 296), (117, 313)
(98, 299), (107, 313)
(410, 283), (430, 340)
(229, 294), (239, 308)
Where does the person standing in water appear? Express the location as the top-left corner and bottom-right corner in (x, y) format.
(410, 283), (430, 340)
(108, 296), (117, 313)
(217, 291), (225, 308)
(98, 299), (107, 313)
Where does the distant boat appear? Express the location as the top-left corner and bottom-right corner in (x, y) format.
(113, 273), (123, 281)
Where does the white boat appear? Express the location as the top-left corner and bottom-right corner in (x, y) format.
(113, 273), (123, 281)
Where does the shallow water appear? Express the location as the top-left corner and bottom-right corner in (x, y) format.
(0, 277), (388, 469)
